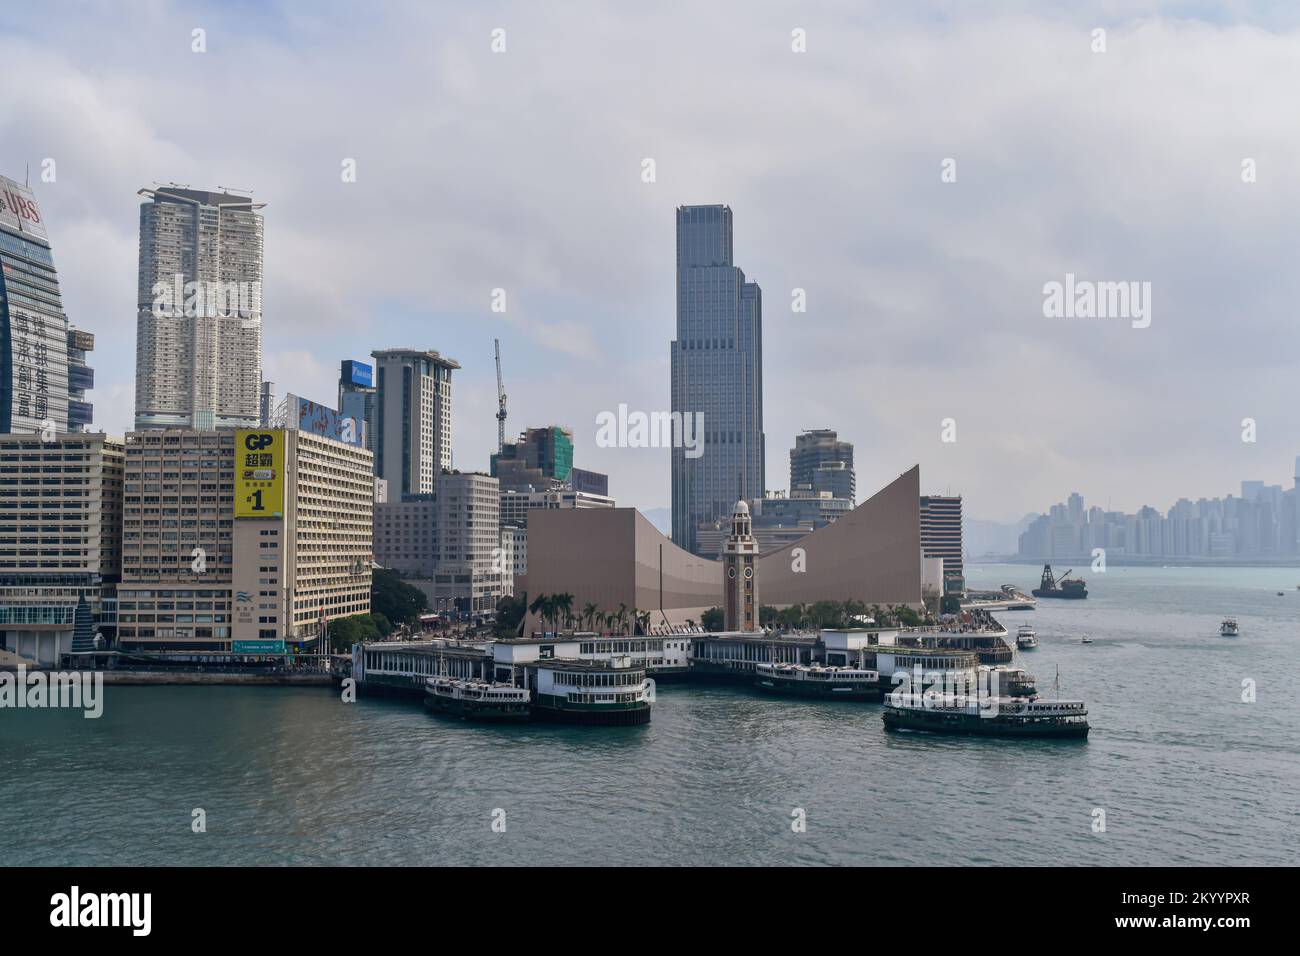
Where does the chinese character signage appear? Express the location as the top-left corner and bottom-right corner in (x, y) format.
(235, 429), (284, 519)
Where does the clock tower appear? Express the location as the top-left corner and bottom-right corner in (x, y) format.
(722, 500), (759, 631)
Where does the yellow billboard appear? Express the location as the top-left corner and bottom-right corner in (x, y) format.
(235, 429), (284, 519)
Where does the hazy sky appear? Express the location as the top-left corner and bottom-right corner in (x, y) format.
(4, 1), (1300, 522)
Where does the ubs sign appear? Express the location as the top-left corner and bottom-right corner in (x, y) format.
(0, 175), (48, 242)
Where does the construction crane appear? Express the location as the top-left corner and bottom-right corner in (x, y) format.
(494, 338), (508, 452)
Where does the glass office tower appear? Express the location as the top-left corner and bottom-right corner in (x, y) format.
(0, 174), (77, 434)
(670, 205), (764, 555)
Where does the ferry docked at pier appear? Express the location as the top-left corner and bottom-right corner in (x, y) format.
(899, 615), (1014, 664)
(882, 692), (1089, 739)
(423, 677), (531, 722)
(754, 662), (881, 701)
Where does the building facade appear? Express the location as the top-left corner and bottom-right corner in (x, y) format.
(1, 174), (87, 434)
(134, 185), (265, 431)
(521, 466), (923, 634)
(115, 427), (372, 651)
(492, 425), (574, 489)
(919, 494), (964, 587)
(372, 348), (459, 496)
(373, 495), (438, 577)
(790, 429), (855, 502)
(696, 487), (852, 557)
(0, 433), (123, 665)
(373, 472), (507, 616)
(670, 204), (764, 554)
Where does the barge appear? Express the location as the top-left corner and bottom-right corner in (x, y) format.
(1031, 564), (1088, 599)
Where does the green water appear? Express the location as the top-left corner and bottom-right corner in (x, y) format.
(2, 564), (1297, 865)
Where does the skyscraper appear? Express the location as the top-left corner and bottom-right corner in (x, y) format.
(671, 205), (764, 555)
(134, 185), (265, 431)
(790, 429), (855, 502)
(372, 348), (459, 496)
(491, 425), (574, 490)
(920, 494), (964, 585)
(338, 359), (376, 454)
(1, 173), (89, 434)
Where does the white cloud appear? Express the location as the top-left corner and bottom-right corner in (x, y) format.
(4, 2), (1299, 518)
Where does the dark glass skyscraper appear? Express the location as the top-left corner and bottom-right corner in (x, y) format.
(670, 205), (764, 555)
(0, 174), (87, 434)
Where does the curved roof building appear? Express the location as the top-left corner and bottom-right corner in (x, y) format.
(519, 466), (922, 630)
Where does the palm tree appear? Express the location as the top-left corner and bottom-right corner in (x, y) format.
(582, 602), (598, 631)
(555, 593), (575, 632)
(528, 593), (548, 635)
(636, 610), (651, 635)
(616, 603), (629, 635)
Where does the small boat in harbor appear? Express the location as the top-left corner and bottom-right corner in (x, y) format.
(882, 691), (1089, 739)
(1080, 637), (1094, 644)
(1220, 618), (1240, 637)
(754, 662), (881, 701)
(424, 677), (532, 722)
(1016, 624), (1038, 650)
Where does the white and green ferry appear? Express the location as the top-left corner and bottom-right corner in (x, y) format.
(529, 657), (651, 726)
(754, 662), (881, 701)
(423, 677), (531, 722)
(882, 691), (1089, 739)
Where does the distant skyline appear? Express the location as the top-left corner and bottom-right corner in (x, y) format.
(6, 2), (1300, 521)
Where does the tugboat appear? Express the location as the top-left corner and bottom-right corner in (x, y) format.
(1031, 564), (1087, 599)
(754, 662), (881, 701)
(881, 691), (1089, 738)
(1016, 624), (1039, 649)
(424, 677), (532, 722)
(1220, 618), (1239, 637)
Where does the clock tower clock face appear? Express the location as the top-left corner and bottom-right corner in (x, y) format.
(728, 566), (737, 578)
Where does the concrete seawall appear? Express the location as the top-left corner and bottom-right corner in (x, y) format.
(96, 671), (334, 687)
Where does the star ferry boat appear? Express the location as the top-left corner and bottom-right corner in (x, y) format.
(754, 662), (881, 701)
(882, 691), (1090, 739)
(423, 677), (532, 722)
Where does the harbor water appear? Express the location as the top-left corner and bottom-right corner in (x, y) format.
(2, 564), (1297, 866)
